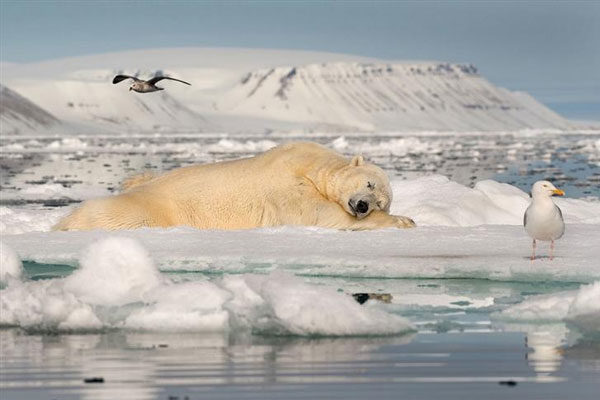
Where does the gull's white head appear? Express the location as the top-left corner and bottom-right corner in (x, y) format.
(129, 82), (142, 92)
(531, 180), (565, 199)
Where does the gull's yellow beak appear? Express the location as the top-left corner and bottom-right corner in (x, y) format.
(552, 189), (565, 196)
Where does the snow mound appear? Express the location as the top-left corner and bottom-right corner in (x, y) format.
(63, 237), (163, 306)
(391, 175), (600, 226)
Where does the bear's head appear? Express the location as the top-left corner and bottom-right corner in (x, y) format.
(333, 155), (393, 220)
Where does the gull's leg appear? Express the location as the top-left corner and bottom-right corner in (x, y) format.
(531, 239), (536, 261)
(550, 240), (555, 261)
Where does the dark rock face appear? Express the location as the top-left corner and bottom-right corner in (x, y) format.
(1, 84), (59, 133)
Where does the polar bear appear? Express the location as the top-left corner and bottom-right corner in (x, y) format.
(54, 142), (415, 231)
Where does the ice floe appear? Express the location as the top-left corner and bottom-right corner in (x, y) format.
(496, 281), (600, 335)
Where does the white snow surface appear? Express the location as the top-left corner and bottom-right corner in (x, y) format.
(1, 47), (579, 134)
(0, 237), (412, 335)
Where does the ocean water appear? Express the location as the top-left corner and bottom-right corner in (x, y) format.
(1, 131), (599, 399)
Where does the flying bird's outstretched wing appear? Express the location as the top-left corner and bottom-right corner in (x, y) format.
(146, 76), (191, 86)
(112, 75), (142, 84)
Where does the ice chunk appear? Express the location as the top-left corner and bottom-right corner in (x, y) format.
(566, 281), (600, 334)
(496, 281), (600, 335)
(63, 237), (163, 306)
(225, 271), (413, 336)
(0, 242), (22, 282)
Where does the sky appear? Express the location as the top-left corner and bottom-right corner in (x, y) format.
(1, 0), (598, 120)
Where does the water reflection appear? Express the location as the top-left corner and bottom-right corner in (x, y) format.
(526, 327), (567, 374)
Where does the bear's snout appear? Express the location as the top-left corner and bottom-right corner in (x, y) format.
(348, 197), (371, 219)
(356, 200), (369, 214)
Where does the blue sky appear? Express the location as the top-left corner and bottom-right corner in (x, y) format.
(1, 0), (598, 120)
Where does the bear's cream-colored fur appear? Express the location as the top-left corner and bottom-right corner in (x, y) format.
(54, 142), (415, 231)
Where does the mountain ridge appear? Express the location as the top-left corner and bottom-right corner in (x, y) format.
(1, 48), (582, 134)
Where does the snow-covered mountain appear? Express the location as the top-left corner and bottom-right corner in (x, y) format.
(2, 70), (210, 134)
(1, 48), (577, 134)
(0, 84), (59, 134)
(218, 62), (572, 131)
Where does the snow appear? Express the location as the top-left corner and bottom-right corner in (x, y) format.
(1, 47), (581, 134)
(220, 61), (572, 132)
(0, 237), (413, 335)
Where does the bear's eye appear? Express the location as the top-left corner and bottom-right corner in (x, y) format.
(367, 181), (375, 190)
(376, 201), (382, 209)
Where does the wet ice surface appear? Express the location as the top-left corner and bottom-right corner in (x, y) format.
(1, 131), (600, 399)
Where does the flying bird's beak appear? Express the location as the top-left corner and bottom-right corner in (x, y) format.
(552, 188), (565, 196)
(129, 87), (132, 91)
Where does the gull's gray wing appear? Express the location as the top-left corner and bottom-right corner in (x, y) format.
(112, 75), (141, 84)
(556, 204), (563, 221)
(523, 204), (530, 227)
(146, 76), (191, 86)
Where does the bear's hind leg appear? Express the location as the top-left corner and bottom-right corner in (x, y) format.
(53, 197), (155, 231)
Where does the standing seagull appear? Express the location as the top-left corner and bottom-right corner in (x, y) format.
(524, 180), (565, 261)
(112, 75), (191, 93)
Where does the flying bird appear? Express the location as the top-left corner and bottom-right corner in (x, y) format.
(112, 75), (191, 93)
(524, 180), (565, 261)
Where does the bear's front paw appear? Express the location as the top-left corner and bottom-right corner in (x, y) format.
(394, 215), (416, 228)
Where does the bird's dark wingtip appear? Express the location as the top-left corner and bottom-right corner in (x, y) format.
(112, 75), (130, 84)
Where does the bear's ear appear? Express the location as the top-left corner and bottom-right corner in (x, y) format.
(350, 155), (365, 167)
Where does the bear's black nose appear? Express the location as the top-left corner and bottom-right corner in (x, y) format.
(356, 200), (369, 214)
